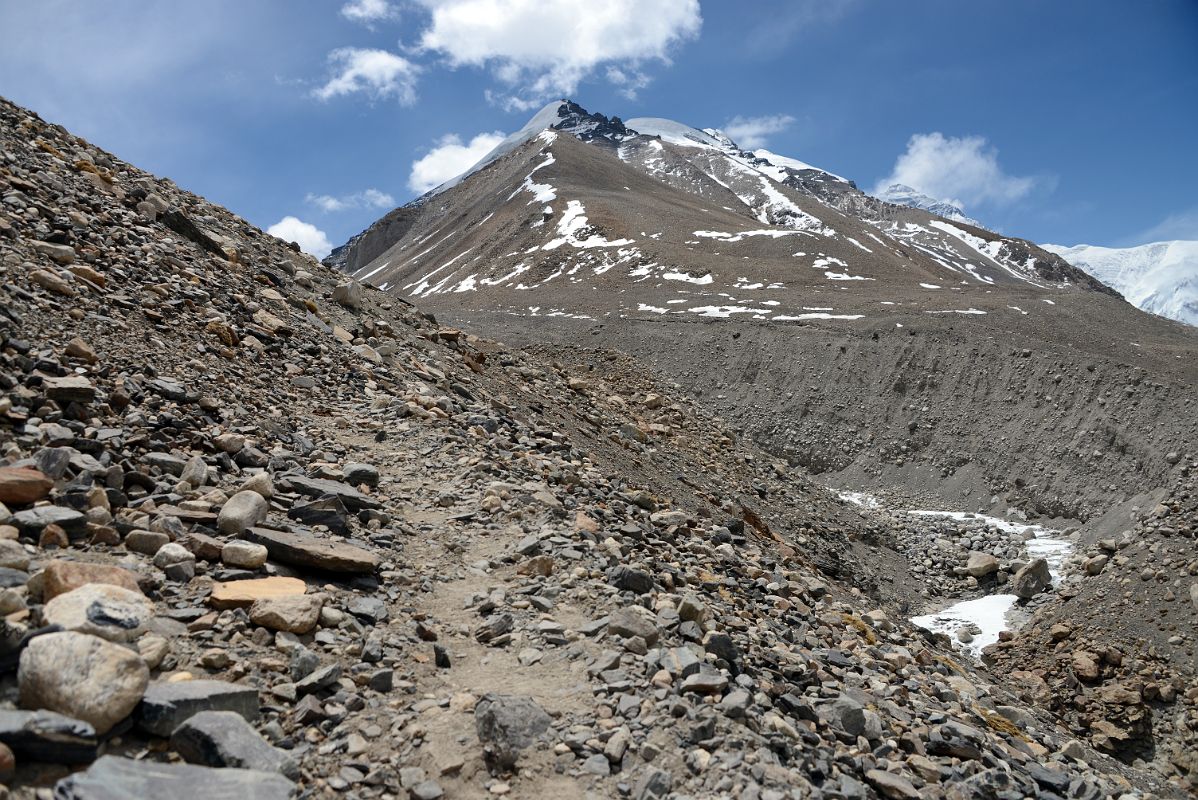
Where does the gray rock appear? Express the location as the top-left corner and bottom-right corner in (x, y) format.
(608, 565), (654, 594)
(170, 710), (298, 778)
(1012, 557), (1052, 599)
(823, 695), (867, 738)
(342, 462), (379, 487)
(474, 693), (551, 771)
(680, 670), (728, 695)
(54, 755), (293, 800)
(241, 527), (379, 574)
(137, 680), (260, 736)
(179, 456), (208, 488)
(277, 473), (382, 510)
(124, 529), (170, 555)
(19, 632), (149, 735)
(332, 281), (363, 309)
(217, 490), (269, 535)
(222, 540), (269, 569)
(250, 594), (323, 634)
(12, 505), (86, 537)
(965, 551), (999, 578)
(287, 495), (349, 533)
(634, 766), (673, 800)
(608, 607), (659, 645)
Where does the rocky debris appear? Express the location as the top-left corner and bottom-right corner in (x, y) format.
(170, 710), (298, 777)
(19, 632), (149, 734)
(0, 94), (1178, 799)
(474, 694), (551, 771)
(54, 755), (294, 799)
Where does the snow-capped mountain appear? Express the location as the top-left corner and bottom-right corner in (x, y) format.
(873, 183), (980, 227)
(327, 99), (1119, 322)
(1043, 240), (1198, 326)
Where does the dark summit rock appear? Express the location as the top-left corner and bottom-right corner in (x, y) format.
(287, 495), (350, 533)
(607, 565), (654, 594)
(0, 709), (98, 763)
(170, 710), (298, 778)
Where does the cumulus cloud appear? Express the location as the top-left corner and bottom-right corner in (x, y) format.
(415, 0), (701, 109)
(267, 216), (333, 258)
(722, 114), (795, 149)
(874, 132), (1037, 209)
(306, 188), (395, 213)
(605, 66), (652, 99)
(313, 47), (420, 103)
(408, 131), (506, 193)
(340, 0), (396, 24)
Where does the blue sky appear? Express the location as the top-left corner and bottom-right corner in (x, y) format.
(1, 0), (1195, 257)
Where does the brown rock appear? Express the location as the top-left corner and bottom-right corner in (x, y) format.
(42, 560), (142, 601)
(209, 577), (306, 610)
(0, 467), (53, 506)
(64, 337), (98, 362)
(42, 375), (95, 404)
(28, 269), (74, 296)
(1071, 651), (1100, 681)
(249, 594), (323, 634)
(241, 527), (378, 574)
(68, 264), (107, 288)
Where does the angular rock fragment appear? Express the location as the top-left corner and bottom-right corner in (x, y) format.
(53, 755), (293, 800)
(137, 679), (260, 737)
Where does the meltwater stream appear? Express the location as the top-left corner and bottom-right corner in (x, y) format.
(841, 495), (1074, 659)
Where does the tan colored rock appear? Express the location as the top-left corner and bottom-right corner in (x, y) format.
(249, 594), (323, 634)
(0, 467), (53, 506)
(42, 560), (142, 601)
(28, 269), (74, 296)
(208, 577), (306, 609)
(43, 584), (154, 642)
(19, 631), (149, 734)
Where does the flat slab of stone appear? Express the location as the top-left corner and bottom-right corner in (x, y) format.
(54, 755), (293, 800)
(277, 474), (382, 510)
(0, 709), (98, 764)
(137, 679), (259, 737)
(242, 527), (379, 574)
(42, 560), (142, 601)
(42, 375), (96, 404)
(171, 710), (297, 777)
(208, 576), (306, 609)
(11, 505), (86, 536)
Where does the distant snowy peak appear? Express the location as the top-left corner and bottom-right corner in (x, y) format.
(875, 184), (980, 227)
(1043, 240), (1198, 326)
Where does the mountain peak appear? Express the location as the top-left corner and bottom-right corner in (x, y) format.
(875, 183), (980, 227)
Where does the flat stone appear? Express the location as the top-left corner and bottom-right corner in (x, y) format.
(43, 560), (142, 601)
(170, 710), (297, 777)
(43, 375), (95, 404)
(53, 755), (293, 800)
(242, 527), (379, 574)
(137, 680), (260, 737)
(209, 576), (306, 609)
(0, 467), (52, 506)
(287, 495), (349, 533)
(19, 632), (149, 735)
(680, 670), (728, 695)
(0, 709), (98, 764)
(11, 505), (86, 537)
(277, 474), (381, 511)
(43, 584), (154, 642)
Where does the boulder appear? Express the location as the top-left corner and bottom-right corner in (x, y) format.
(19, 632), (149, 734)
(221, 540), (268, 569)
(0, 467), (52, 506)
(0, 709), (98, 764)
(217, 491), (269, 535)
(42, 584), (154, 642)
(1012, 557), (1052, 599)
(249, 594), (323, 634)
(965, 551), (1000, 578)
(474, 694), (551, 770)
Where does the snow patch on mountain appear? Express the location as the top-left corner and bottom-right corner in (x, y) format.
(1043, 240), (1198, 326)
(875, 183), (980, 227)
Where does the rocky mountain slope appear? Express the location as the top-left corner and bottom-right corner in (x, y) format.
(872, 184), (981, 228)
(1044, 241), (1198, 327)
(2, 93), (1196, 800)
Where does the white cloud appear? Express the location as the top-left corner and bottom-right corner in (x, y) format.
(605, 66), (651, 99)
(267, 216), (333, 258)
(340, 0), (396, 24)
(1130, 207), (1198, 245)
(313, 47), (420, 103)
(408, 131), (506, 193)
(722, 114), (795, 149)
(306, 188), (395, 213)
(874, 132), (1037, 209)
(415, 0), (701, 109)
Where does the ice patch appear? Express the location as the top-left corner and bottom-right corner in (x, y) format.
(919, 283), (941, 289)
(663, 270), (713, 285)
(543, 200), (634, 250)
